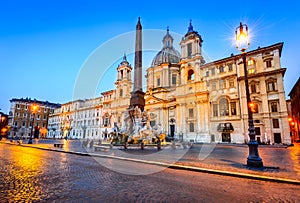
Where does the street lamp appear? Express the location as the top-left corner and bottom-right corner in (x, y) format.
(28, 103), (39, 144)
(0, 114), (5, 139)
(236, 22), (263, 167)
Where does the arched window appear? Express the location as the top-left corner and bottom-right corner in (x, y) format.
(219, 98), (229, 116)
(187, 69), (194, 81)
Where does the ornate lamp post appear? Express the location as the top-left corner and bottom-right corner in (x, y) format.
(236, 22), (263, 167)
(28, 103), (39, 144)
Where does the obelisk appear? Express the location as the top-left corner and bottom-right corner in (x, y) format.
(130, 17), (145, 111)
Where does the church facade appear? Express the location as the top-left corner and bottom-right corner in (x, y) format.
(47, 21), (291, 144)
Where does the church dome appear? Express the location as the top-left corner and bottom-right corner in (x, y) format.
(151, 29), (181, 66)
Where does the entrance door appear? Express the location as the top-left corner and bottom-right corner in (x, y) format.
(274, 133), (282, 144)
(170, 125), (175, 138)
(222, 132), (231, 142)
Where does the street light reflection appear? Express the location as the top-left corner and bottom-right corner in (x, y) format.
(6, 147), (45, 202)
(290, 143), (300, 177)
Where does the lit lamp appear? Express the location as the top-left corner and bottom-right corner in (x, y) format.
(28, 103), (39, 144)
(236, 22), (263, 167)
(0, 115), (5, 138)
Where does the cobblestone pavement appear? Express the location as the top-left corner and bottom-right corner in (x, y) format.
(12, 138), (300, 180)
(2, 138), (300, 180)
(0, 144), (300, 202)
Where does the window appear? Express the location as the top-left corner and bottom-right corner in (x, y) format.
(211, 81), (217, 91)
(267, 81), (277, 92)
(206, 71), (209, 77)
(120, 70), (123, 79)
(43, 115), (46, 120)
(250, 83), (257, 93)
(14, 121), (18, 126)
(189, 123), (194, 132)
(104, 115), (110, 127)
(248, 68), (255, 74)
(120, 89), (123, 97)
(255, 127), (261, 135)
(23, 113), (27, 118)
(16, 112), (19, 117)
(25, 105), (28, 110)
(229, 79), (234, 88)
(157, 77), (161, 86)
(272, 119), (279, 128)
(219, 98), (229, 116)
(44, 108), (47, 112)
(187, 69), (194, 81)
(219, 66), (225, 73)
(271, 101), (278, 112)
(17, 104), (20, 109)
(219, 80), (225, 89)
(230, 102), (237, 115)
(22, 122), (26, 127)
(211, 68), (215, 75)
(189, 108), (194, 118)
(266, 60), (272, 68)
(213, 104), (218, 117)
(228, 64), (233, 71)
(172, 74), (176, 85)
(250, 103), (259, 113)
(37, 114), (40, 120)
(187, 43), (192, 57)
(247, 59), (254, 66)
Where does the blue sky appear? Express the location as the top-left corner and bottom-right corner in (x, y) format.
(1, 0), (300, 113)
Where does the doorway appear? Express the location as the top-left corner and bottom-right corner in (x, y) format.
(170, 125), (175, 138)
(222, 132), (231, 142)
(274, 133), (282, 144)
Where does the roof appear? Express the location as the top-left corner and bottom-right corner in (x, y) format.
(201, 42), (284, 68)
(288, 77), (300, 96)
(9, 98), (61, 108)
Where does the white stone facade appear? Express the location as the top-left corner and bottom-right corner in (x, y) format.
(47, 23), (291, 144)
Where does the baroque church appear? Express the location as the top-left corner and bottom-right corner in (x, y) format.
(47, 20), (291, 145)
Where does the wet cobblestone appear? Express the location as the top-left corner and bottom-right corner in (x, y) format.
(0, 142), (300, 202)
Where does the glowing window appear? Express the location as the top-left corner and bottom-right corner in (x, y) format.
(248, 68), (255, 74)
(247, 60), (254, 66)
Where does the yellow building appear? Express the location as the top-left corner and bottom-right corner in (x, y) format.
(8, 98), (60, 139)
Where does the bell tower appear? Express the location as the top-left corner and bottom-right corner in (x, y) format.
(180, 20), (205, 64)
(115, 53), (132, 99)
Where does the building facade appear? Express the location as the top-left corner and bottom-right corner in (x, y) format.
(47, 55), (132, 140)
(288, 77), (300, 142)
(8, 98), (61, 139)
(47, 22), (291, 144)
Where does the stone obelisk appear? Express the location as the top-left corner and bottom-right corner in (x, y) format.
(130, 17), (145, 111)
